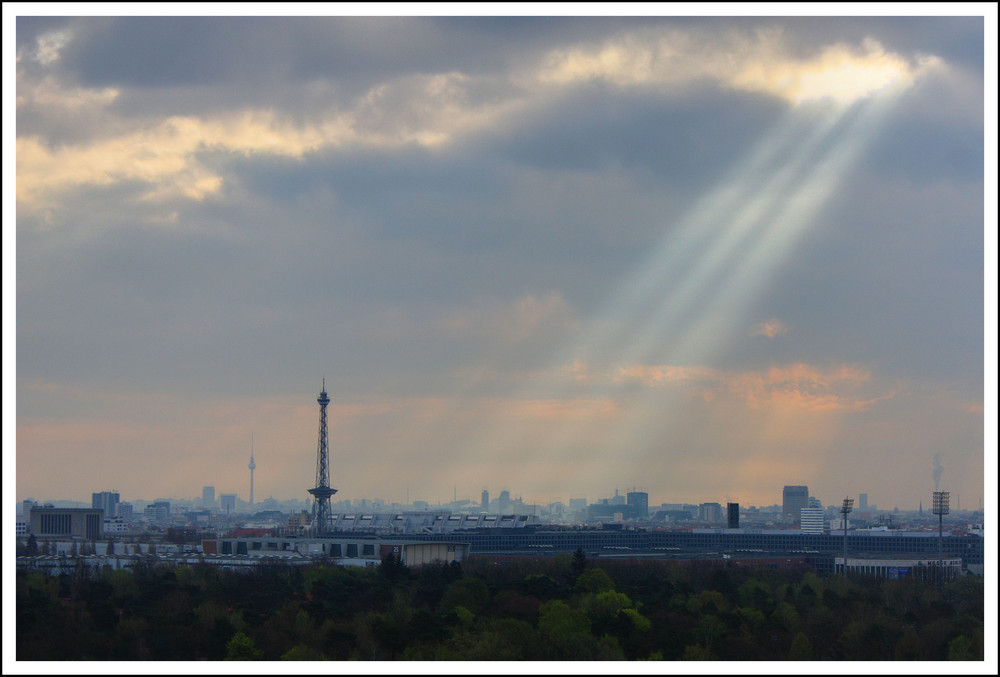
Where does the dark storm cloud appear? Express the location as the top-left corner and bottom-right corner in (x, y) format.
(47, 16), (547, 92)
(494, 85), (786, 186)
(50, 16), (708, 90)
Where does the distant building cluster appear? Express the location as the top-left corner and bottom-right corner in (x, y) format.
(14, 388), (983, 582)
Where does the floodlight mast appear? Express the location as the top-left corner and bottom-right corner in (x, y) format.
(932, 491), (950, 587)
(840, 498), (854, 575)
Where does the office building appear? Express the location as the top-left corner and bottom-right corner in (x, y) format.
(699, 502), (724, 523)
(144, 501), (171, 524)
(497, 490), (511, 514)
(859, 493), (869, 511)
(800, 507), (825, 534)
(727, 502), (740, 529)
(782, 486), (810, 522)
(626, 491), (649, 518)
(29, 507), (104, 540)
(203, 486), (216, 509)
(117, 502), (134, 521)
(92, 491), (120, 519)
(481, 489), (489, 511)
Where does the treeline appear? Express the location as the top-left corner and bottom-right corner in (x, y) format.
(16, 552), (984, 661)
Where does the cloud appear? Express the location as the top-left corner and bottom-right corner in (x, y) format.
(15, 22), (941, 216)
(443, 291), (579, 346)
(31, 28), (73, 65)
(534, 27), (930, 105)
(751, 319), (790, 338)
(613, 361), (882, 413)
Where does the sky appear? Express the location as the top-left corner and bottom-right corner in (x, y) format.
(8, 7), (996, 513)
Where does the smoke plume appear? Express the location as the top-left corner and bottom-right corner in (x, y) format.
(932, 453), (943, 491)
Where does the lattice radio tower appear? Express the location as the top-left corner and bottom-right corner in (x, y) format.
(308, 380), (337, 534)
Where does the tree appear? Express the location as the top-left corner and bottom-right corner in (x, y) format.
(282, 643), (326, 660)
(26, 534), (39, 556)
(379, 552), (409, 582)
(439, 577), (490, 615)
(947, 631), (983, 661)
(571, 547), (587, 580)
(788, 632), (813, 660)
(575, 567), (615, 594)
(225, 631), (264, 660)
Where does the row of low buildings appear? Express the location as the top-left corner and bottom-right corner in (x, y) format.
(17, 506), (982, 584)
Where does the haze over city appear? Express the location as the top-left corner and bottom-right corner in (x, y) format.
(10, 11), (992, 514)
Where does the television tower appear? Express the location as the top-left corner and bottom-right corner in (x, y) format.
(248, 434), (256, 507)
(308, 380), (337, 534)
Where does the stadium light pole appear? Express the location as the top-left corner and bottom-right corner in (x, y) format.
(932, 491), (950, 588)
(840, 497), (854, 576)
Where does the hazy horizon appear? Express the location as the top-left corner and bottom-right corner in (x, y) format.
(11, 12), (992, 515)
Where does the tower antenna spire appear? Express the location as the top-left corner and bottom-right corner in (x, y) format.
(248, 433), (256, 506)
(308, 380), (337, 534)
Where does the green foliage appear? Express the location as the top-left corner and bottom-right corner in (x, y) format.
(538, 599), (590, 637)
(282, 643), (326, 660)
(682, 644), (716, 660)
(15, 558), (985, 661)
(520, 573), (561, 599)
(788, 632), (813, 660)
(947, 630), (983, 661)
(620, 607), (651, 632)
(574, 567), (615, 593)
(439, 577), (490, 615)
(770, 601), (800, 632)
(225, 631), (263, 660)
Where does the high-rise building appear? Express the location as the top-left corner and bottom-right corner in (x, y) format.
(727, 502), (740, 529)
(800, 507), (825, 534)
(782, 486), (810, 522)
(92, 491), (120, 519)
(117, 502), (133, 521)
(481, 489), (489, 512)
(626, 491), (649, 518)
(497, 490), (511, 513)
(699, 502), (723, 522)
(202, 486), (216, 508)
(859, 493), (869, 511)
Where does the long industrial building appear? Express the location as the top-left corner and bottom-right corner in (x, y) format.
(403, 526), (984, 575)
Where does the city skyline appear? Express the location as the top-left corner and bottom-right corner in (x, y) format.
(10, 11), (994, 513)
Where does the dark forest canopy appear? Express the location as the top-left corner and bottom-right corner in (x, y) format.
(16, 555), (984, 661)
